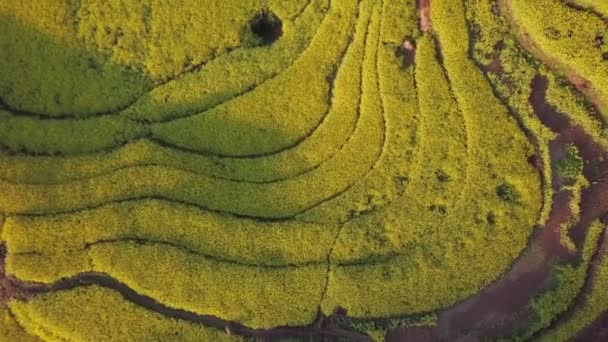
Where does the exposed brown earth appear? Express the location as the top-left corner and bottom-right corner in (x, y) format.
(483, 55), (504, 74)
(530, 76), (572, 133)
(573, 309), (608, 341)
(419, 0), (432, 32)
(386, 326), (439, 341)
(430, 190), (572, 340)
(390, 36), (608, 341)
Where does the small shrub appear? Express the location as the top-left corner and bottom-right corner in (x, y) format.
(496, 183), (518, 202)
(556, 144), (583, 179)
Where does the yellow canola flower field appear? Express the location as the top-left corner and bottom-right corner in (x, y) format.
(0, 0), (607, 340)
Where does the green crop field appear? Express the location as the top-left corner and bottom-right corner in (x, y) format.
(0, 0), (607, 341)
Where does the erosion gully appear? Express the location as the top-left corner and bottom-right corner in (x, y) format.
(388, 45), (608, 342)
(390, 0), (607, 338)
(389, 83), (608, 341)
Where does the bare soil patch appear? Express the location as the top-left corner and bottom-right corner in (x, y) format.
(573, 309), (608, 341)
(419, 0), (432, 32)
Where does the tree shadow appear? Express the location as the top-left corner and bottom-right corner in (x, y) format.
(0, 5), (385, 340)
(0, 15), (151, 117)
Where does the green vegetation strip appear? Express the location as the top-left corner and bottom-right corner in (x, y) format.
(466, 0), (556, 224)
(511, 0), (608, 120)
(516, 220), (604, 339)
(4, 223), (329, 329)
(540, 232), (608, 341)
(149, 0), (361, 157)
(122, 0), (329, 123)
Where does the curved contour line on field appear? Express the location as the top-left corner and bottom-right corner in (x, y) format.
(0, 0), (363, 158)
(0, 0), (374, 186)
(0, 0), (319, 121)
(0, 2), (387, 220)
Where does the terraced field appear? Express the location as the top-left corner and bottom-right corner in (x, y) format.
(0, 0), (607, 341)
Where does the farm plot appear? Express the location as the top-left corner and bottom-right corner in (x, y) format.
(0, 0), (606, 340)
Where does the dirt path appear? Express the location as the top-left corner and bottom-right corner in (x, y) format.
(529, 76), (571, 133)
(536, 227), (608, 341)
(386, 326), (438, 341)
(0, 244), (8, 302)
(419, 0), (431, 32)
(515, 37), (608, 338)
(389, 56), (608, 342)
